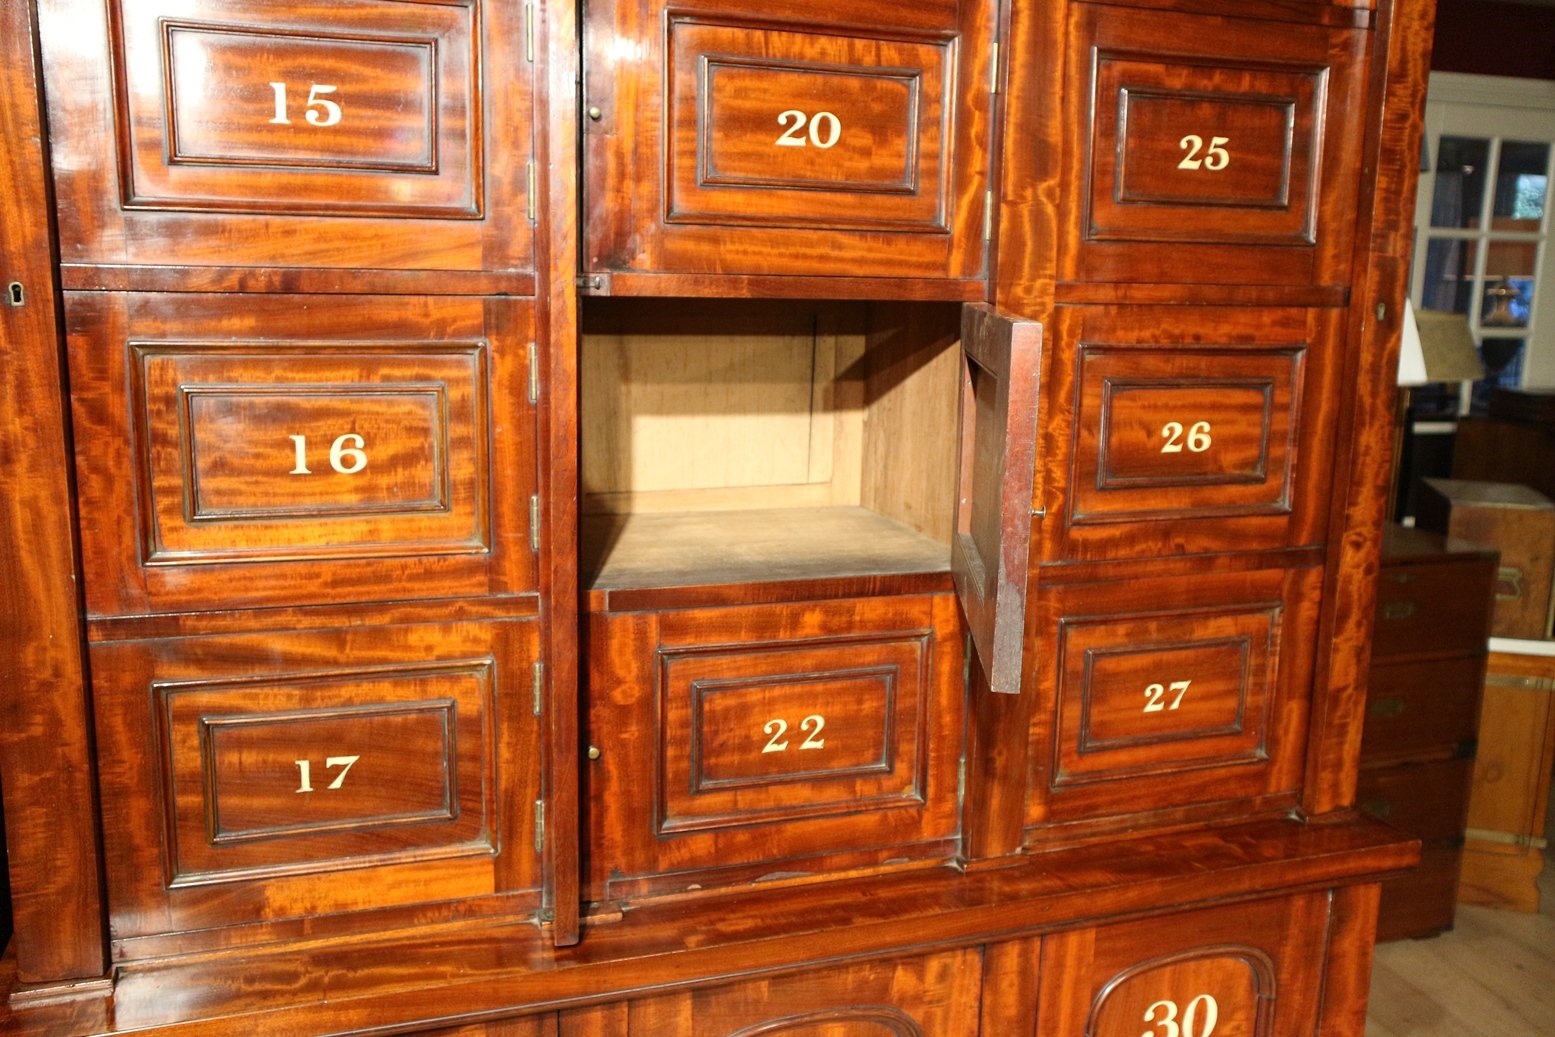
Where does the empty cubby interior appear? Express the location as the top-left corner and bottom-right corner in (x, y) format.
(580, 298), (964, 591)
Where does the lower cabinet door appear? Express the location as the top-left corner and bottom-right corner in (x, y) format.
(584, 593), (964, 900)
(90, 619), (541, 949)
(560, 949), (983, 1036)
(1037, 894), (1332, 1037)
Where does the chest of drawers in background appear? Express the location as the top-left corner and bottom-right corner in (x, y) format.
(1361, 526), (1497, 940)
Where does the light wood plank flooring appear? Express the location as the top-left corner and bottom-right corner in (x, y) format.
(1366, 786), (1555, 1037)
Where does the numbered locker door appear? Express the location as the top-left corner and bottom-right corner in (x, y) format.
(1060, 3), (1370, 288)
(582, 0), (992, 291)
(40, 0), (535, 277)
(952, 303), (1043, 695)
(1037, 893), (1333, 1037)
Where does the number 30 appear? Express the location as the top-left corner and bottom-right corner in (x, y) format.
(1142, 994), (1219, 1037)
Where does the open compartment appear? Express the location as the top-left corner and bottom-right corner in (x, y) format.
(580, 298), (967, 600)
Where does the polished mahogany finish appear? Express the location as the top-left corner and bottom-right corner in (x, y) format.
(1025, 565), (1320, 837)
(1, 0), (1438, 1031)
(584, 594), (963, 900)
(582, 0), (992, 290)
(64, 292), (538, 615)
(41, 0), (536, 275)
(1059, 2), (1370, 287)
(90, 620), (540, 948)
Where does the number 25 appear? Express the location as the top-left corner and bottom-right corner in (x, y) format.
(1177, 134), (1229, 171)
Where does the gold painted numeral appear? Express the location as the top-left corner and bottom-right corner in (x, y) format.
(288, 433), (368, 475)
(1160, 421), (1212, 454)
(760, 714), (827, 753)
(1142, 994), (1219, 1037)
(268, 82), (343, 127)
(775, 109), (841, 149)
(293, 755), (361, 793)
(1142, 680), (1192, 713)
(1176, 134), (1230, 172)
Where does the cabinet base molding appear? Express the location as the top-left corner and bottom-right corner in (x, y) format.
(2, 817), (1412, 1036)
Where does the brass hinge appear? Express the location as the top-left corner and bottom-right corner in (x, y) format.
(526, 160), (537, 222)
(524, 3), (535, 63)
(532, 661), (544, 716)
(530, 495), (541, 551)
(528, 342), (540, 403)
(984, 190), (994, 241)
(956, 756), (966, 802)
(989, 42), (1000, 95)
(534, 799), (545, 853)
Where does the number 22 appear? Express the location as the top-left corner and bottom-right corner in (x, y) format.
(761, 714), (827, 753)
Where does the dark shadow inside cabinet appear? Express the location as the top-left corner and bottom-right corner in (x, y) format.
(580, 298), (965, 594)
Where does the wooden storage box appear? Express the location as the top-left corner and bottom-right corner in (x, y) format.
(1416, 479), (1555, 639)
(1460, 646), (1555, 913)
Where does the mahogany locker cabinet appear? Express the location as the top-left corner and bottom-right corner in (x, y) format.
(1, 1), (1432, 1035)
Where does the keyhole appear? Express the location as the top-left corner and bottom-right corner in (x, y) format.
(6, 282), (23, 307)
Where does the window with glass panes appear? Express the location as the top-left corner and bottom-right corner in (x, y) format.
(1412, 80), (1555, 415)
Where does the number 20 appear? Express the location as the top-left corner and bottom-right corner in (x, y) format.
(1177, 134), (1230, 171)
(775, 110), (841, 149)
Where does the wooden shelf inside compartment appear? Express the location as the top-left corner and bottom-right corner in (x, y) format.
(583, 507), (951, 598)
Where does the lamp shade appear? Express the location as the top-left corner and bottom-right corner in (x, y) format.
(1397, 300), (1485, 386)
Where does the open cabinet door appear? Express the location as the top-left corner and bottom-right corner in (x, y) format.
(953, 303), (1043, 695)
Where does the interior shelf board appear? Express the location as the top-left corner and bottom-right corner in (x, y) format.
(582, 506), (952, 592)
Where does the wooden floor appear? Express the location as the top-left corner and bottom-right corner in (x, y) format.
(1366, 784), (1555, 1037)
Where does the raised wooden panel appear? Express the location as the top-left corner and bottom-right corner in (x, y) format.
(1071, 346), (1302, 523)
(1027, 567), (1319, 833)
(65, 292), (536, 616)
(608, 949), (982, 1036)
(667, 21), (949, 232)
(584, 594), (963, 900)
(159, 660), (494, 884)
(132, 345), (488, 563)
(91, 620), (539, 943)
(1037, 894), (1332, 1037)
(659, 635), (926, 833)
(1042, 306), (1343, 562)
(1055, 605), (1275, 786)
(582, 0), (991, 287)
(1061, 6), (1367, 286)
(1088, 949), (1274, 1037)
(151, 20), (458, 207)
(41, 0), (534, 273)
(1090, 59), (1320, 246)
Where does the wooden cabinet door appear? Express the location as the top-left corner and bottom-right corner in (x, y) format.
(39, 0), (536, 283)
(581, 0), (992, 295)
(952, 303), (1042, 695)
